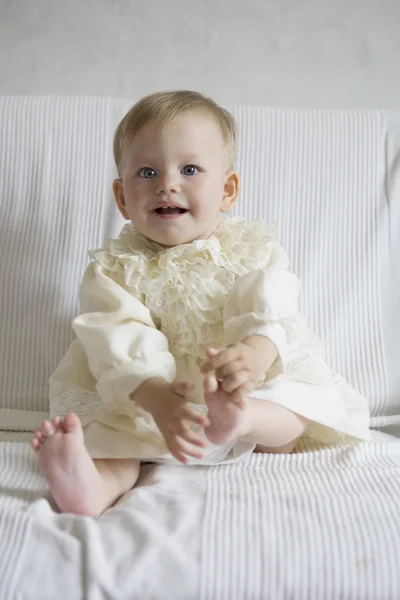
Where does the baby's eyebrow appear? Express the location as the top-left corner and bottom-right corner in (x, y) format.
(132, 157), (155, 165)
(183, 153), (202, 162)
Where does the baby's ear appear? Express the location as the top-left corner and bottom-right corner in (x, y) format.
(220, 170), (240, 213)
(113, 178), (130, 220)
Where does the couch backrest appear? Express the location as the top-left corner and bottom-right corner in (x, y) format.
(0, 97), (399, 429)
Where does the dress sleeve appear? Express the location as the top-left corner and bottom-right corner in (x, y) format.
(223, 242), (300, 371)
(72, 261), (176, 411)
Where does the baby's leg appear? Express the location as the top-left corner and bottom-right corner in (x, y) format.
(254, 440), (300, 454)
(204, 386), (307, 453)
(31, 413), (140, 517)
(239, 397), (308, 450)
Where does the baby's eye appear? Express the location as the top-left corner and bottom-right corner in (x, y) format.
(138, 167), (157, 179)
(181, 165), (198, 176)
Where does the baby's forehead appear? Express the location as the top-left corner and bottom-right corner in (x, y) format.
(124, 112), (225, 155)
(139, 111), (222, 138)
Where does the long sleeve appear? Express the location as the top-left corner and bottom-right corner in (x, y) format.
(223, 242), (301, 364)
(72, 261), (176, 412)
(222, 243), (340, 389)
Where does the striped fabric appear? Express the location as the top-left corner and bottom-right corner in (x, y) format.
(0, 96), (129, 416)
(0, 439), (399, 598)
(0, 442), (204, 599)
(231, 107), (400, 425)
(0, 98), (399, 429)
(200, 441), (400, 600)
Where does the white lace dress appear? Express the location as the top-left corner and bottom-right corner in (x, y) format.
(49, 217), (372, 463)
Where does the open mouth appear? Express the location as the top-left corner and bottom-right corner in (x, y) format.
(154, 207), (187, 215)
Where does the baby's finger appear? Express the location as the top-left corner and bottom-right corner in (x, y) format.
(165, 437), (188, 464)
(169, 446), (188, 464)
(215, 359), (244, 380)
(173, 381), (195, 397)
(206, 348), (221, 358)
(201, 347), (238, 374)
(205, 347), (220, 358)
(178, 424), (206, 448)
(175, 436), (205, 460)
(231, 382), (254, 407)
(180, 405), (210, 427)
(221, 370), (251, 394)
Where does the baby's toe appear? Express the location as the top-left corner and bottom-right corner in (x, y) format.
(31, 438), (40, 452)
(34, 429), (45, 445)
(41, 420), (55, 437)
(52, 416), (63, 432)
(62, 413), (82, 434)
(204, 374), (218, 393)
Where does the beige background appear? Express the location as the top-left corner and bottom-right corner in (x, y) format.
(0, 0), (399, 108)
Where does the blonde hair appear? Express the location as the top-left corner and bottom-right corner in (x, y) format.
(113, 90), (236, 176)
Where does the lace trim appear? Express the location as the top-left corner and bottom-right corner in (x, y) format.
(50, 391), (210, 423)
(285, 348), (342, 384)
(88, 218), (279, 360)
(49, 390), (104, 417)
(285, 348), (325, 371)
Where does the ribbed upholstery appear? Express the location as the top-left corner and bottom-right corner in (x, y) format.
(0, 98), (399, 432)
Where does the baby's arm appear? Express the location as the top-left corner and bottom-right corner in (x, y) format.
(73, 262), (176, 405)
(201, 250), (309, 451)
(202, 252), (300, 404)
(73, 262), (206, 463)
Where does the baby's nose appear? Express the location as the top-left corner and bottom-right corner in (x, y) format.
(156, 173), (181, 194)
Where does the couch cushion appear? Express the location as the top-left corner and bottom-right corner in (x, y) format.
(0, 97), (399, 429)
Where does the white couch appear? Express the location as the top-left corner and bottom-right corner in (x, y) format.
(0, 97), (399, 599)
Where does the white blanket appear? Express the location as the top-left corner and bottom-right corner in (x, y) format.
(1, 437), (399, 599)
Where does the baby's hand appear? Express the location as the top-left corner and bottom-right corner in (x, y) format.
(201, 337), (276, 406)
(149, 381), (210, 464)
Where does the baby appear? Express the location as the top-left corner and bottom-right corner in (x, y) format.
(31, 90), (372, 516)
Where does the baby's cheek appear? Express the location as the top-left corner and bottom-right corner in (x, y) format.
(128, 180), (146, 195)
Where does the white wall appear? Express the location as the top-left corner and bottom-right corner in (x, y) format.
(1, 0), (399, 108)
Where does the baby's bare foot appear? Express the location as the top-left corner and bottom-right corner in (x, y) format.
(31, 413), (105, 516)
(204, 379), (246, 445)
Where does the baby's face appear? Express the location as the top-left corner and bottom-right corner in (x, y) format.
(114, 113), (238, 246)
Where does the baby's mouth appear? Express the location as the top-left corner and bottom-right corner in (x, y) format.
(155, 207), (187, 215)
